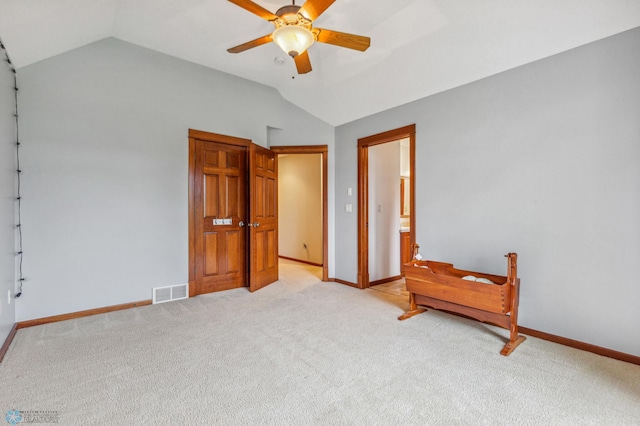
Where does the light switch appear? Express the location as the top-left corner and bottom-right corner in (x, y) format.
(345, 204), (352, 213)
(347, 187), (352, 196)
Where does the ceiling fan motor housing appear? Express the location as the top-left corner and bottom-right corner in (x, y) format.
(275, 5), (301, 20)
(274, 5), (312, 28)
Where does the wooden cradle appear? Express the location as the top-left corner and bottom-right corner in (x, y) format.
(398, 252), (526, 356)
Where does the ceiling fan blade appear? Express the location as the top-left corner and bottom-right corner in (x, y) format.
(227, 0), (278, 21)
(227, 34), (273, 54)
(313, 28), (370, 51)
(299, 0), (335, 21)
(294, 50), (312, 74)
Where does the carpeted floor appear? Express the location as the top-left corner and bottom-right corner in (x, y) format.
(1, 259), (639, 425)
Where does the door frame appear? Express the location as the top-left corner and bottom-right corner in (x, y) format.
(270, 145), (329, 282)
(188, 129), (252, 296)
(357, 124), (416, 289)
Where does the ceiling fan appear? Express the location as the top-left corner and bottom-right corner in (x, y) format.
(227, 0), (370, 74)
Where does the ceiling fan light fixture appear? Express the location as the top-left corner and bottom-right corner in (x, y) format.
(272, 25), (314, 58)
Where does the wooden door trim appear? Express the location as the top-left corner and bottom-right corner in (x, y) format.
(357, 144), (369, 289)
(271, 145), (329, 282)
(188, 129), (252, 297)
(189, 129), (251, 147)
(358, 126), (415, 147)
(357, 124), (416, 289)
(188, 136), (196, 294)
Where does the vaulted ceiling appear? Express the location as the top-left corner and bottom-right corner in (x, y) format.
(1, 0), (639, 125)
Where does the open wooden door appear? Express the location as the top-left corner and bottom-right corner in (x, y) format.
(249, 143), (279, 291)
(189, 130), (278, 295)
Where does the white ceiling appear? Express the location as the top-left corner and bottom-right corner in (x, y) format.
(1, 0), (639, 126)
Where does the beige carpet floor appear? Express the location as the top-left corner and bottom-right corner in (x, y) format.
(1, 259), (639, 425)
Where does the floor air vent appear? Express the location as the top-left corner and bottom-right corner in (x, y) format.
(153, 283), (189, 304)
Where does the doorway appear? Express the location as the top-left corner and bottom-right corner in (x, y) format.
(271, 145), (328, 282)
(188, 129), (279, 295)
(357, 125), (416, 289)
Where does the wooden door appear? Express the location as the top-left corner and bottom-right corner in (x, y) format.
(249, 144), (279, 291)
(193, 140), (247, 293)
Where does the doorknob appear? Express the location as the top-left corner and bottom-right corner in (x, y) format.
(247, 222), (260, 227)
(239, 221), (245, 227)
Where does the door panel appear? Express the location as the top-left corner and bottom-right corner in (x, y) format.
(227, 176), (240, 217)
(226, 231), (241, 272)
(204, 175), (220, 217)
(266, 229), (276, 268)
(255, 176), (264, 216)
(194, 140), (247, 293)
(249, 144), (278, 291)
(204, 232), (219, 275)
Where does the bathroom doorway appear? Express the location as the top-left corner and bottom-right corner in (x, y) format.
(357, 125), (415, 289)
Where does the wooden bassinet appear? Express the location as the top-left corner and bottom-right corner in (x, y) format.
(399, 252), (525, 356)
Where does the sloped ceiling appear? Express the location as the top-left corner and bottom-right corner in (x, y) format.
(1, 0), (639, 126)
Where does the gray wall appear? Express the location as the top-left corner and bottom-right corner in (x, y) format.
(0, 48), (16, 343)
(335, 27), (640, 356)
(17, 38), (334, 321)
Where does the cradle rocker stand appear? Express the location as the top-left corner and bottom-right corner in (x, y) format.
(399, 252), (526, 356)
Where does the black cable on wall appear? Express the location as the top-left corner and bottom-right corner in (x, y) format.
(1, 36), (25, 298)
